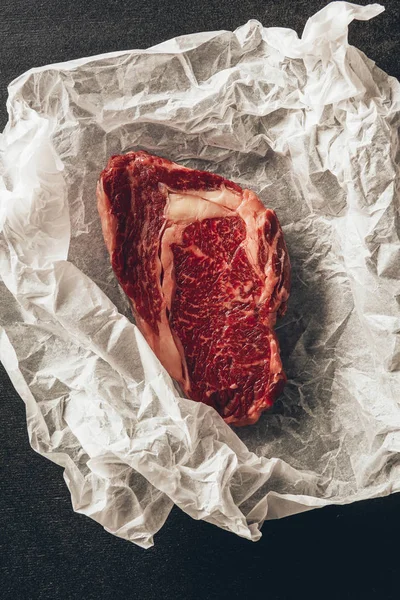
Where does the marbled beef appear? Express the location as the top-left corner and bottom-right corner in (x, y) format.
(97, 151), (290, 425)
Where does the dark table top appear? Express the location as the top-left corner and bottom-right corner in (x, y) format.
(1, 1), (400, 599)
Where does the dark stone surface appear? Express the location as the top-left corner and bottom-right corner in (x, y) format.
(1, 1), (399, 599)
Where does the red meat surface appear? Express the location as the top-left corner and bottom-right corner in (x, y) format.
(97, 151), (290, 425)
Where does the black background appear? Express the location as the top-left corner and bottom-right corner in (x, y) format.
(1, 1), (400, 599)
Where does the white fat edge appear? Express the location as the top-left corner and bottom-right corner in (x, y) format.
(236, 190), (270, 289)
(137, 311), (185, 384)
(158, 219), (192, 392)
(235, 192), (287, 317)
(260, 229), (281, 308)
(96, 179), (117, 255)
(159, 221), (192, 311)
(261, 225), (289, 313)
(268, 334), (283, 376)
(163, 181), (241, 221)
(167, 193), (234, 221)
(170, 331), (191, 395)
(167, 185), (241, 206)
(188, 186), (242, 209)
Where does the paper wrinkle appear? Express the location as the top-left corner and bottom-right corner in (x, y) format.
(1, 2), (400, 547)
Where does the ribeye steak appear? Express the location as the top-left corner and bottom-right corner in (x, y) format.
(97, 151), (290, 425)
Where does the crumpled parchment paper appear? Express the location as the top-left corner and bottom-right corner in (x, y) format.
(1, 1), (400, 548)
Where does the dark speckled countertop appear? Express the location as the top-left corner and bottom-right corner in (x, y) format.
(1, 2), (400, 599)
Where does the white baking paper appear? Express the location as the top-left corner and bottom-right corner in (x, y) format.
(1, 1), (400, 548)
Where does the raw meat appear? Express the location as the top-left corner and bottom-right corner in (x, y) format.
(97, 151), (290, 426)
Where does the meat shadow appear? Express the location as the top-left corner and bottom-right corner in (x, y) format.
(235, 220), (354, 490)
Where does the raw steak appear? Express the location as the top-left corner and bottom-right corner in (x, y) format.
(97, 151), (290, 426)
